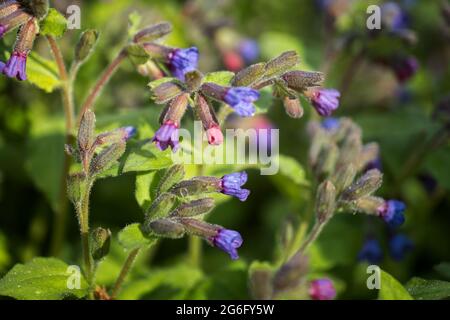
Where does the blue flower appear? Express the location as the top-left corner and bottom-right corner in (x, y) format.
(309, 279), (336, 300)
(151, 121), (179, 152)
(378, 200), (406, 228)
(381, 2), (409, 32)
(238, 39), (259, 63)
(122, 126), (137, 141)
(310, 88), (340, 117)
(358, 238), (383, 264)
(212, 229), (243, 260)
(321, 117), (340, 131)
(1, 51), (27, 81)
(168, 47), (199, 81)
(224, 87), (260, 117)
(365, 157), (383, 172)
(389, 234), (413, 261)
(221, 171), (250, 201)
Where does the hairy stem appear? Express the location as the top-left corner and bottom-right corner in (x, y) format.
(77, 49), (127, 124)
(46, 36), (75, 257)
(188, 236), (202, 268)
(298, 220), (326, 254)
(111, 248), (141, 299)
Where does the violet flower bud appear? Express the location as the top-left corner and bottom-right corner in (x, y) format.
(391, 56), (418, 83)
(194, 93), (223, 145)
(307, 88), (341, 117)
(381, 2), (409, 32)
(358, 238), (383, 264)
(220, 171), (250, 201)
(152, 120), (179, 152)
(321, 117), (340, 131)
(309, 279), (336, 300)
(378, 200), (406, 228)
(211, 229), (243, 260)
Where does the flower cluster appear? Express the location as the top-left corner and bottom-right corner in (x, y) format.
(0, 0), (42, 81)
(358, 234), (413, 264)
(141, 167), (250, 260)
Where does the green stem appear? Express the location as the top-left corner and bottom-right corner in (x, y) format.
(188, 236), (202, 268)
(111, 248), (141, 300)
(297, 220), (326, 254)
(77, 179), (94, 290)
(46, 36), (75, 257)
(77, 49), (127, 124)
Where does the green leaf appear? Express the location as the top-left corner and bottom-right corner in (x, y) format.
(26, 52), (61, 93)
(425, 148), (450, 191)
(118, 223), (156, 250)
(148, 77), (179, 90)
(128, 11), (142, 38)
(203, 71), (235, 86)
(135, 171), (158, 211)
(121, 140), (173, 173)
(25, 112), (65, 213)
(39, 8), (68, 37)
(0, 257), (88, 300)
(378, 269), (413, 300)
(406, 277), (450, 300)
(254, 87), (274, 114)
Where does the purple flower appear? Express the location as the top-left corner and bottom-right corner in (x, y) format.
(321, 117), (340, 131)
(381, 2), (409, 31)
(389, 234), (413, 261)
(309, 279), (336, 300)
(358, 238), (383, 264)
(392, 57), (418, 83)
(224, 87), (260, 117)
(378, 200), (406, 228)
(122, 126), (137, 141)
(365, 157), (383, 172)
(152, 121), (179, 152)
(168, 47), (199, 81)
(238, 39), (259, 63)
(221, 171), (250, 201)
(310, 88), (340, 117)
(2, 51), (27, 81)
(212, 229), (243, 260)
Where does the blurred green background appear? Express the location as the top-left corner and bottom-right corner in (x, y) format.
(0, 0), (449, 299)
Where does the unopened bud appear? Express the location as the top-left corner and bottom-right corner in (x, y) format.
(331, 164), (356, 194)
(78, 109), (96, 152)
(283, 97), (304, 119)
(145, 192), (178, 220)
(178, 218), (220, 238)
(315, 180), (336, 222)
(75, 29), (99, 63)
(91, 227), (111, 261)
(170, 177), (221, 197)
(133, 22), (172, 43)
(194, 93), (223, 145)
(315, 143), (339, 178)
(172, 198), (215, 217)
(145, 218), (185, 239)
(160, 93), (189, 125)
(335, 132), (362, 169)
(232, 63), (266, 87)
(156, 164), (185, 195)
(249, 262), (274, 300)
(273, 253), (309, 291)
(151, 81), (184, 104)
(341, 169), (383, 201)
(94, 127), (136, 146)
(282, 70), (324, 92)
(23, 0), (49, 20)
(353, 196), (385, 215)
(67, 172), (87, 205)
(184, 70), (203, 93)
(14, 17), (37, 53)
(89, 142), (126, 176)
(264, 51), (299, 78)
(357, 143), (379, 171)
